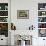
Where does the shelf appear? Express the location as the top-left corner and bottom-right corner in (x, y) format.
(0, 10), (8, 11)
(38, 22), (46, 23)
(38, 10), (46, 11)
(38, 28), (46, 29)
(38, 15), (46, 17)
(0, 16), (8, 17)
(0, 22), (8, 23)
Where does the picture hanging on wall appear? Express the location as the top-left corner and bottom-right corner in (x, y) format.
(17, 10), (29, 19)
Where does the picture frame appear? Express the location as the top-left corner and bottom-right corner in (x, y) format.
(17, 10), (29, 19)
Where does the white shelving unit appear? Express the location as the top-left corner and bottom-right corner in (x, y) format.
(0, 3), (8, 22)
(0, 3), (8, 37)
(0, 2), (9, 45)
(38, 3), (46, 37)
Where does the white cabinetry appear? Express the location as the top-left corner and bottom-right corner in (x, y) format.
(0, 0), (11, 45)
(0, 35), (8, 45)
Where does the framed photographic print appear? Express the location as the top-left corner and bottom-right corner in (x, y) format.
(17, 10), (29, 19)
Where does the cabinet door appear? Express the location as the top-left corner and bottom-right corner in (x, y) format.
(38, 38), (46, 46)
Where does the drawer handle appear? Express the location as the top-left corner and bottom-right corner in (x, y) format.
(43, 39), (45, 40)
(1, 39), (3, 40)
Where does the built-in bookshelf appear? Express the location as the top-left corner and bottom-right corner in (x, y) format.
(38, 3), (46, 37)
(0, 3), (8, 37)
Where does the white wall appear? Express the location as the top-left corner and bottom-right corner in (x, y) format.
(11, 0), (46, 30)
(11, 0), (38, 30)
(11, 0), (46, 46)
